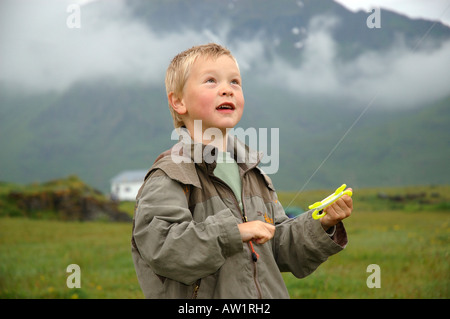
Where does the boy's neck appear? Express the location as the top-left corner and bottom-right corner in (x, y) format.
(185, 122), (229, 152)
(195, 130), (228, 152)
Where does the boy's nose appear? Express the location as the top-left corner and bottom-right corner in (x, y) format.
(220, 86), (233, 96)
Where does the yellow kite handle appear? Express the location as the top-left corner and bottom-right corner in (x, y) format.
(312, 209), (326, 220)
(309, 184), (353, 220)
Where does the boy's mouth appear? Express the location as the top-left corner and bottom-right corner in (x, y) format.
(216, 103), (235, 111)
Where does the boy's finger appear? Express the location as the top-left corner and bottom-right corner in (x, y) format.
(342, 195), (353, 210)
(335, 197), (350, 211)
(324, 205), (338, 219)
(254, 228), (274, 244)
(264, 223), (276, 233)
(326, 200), (348, 219)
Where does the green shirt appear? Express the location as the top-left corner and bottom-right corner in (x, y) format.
(214, 151), (242, 209)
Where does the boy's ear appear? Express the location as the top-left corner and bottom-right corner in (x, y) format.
(168, 92), (187, 115)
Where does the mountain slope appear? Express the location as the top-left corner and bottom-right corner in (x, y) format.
(1, 0), (449, 192)
(275, 96), (450, 191)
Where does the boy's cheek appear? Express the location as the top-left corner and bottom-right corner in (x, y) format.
(237, 94), (245, 109)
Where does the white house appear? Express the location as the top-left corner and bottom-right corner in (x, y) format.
(110, 170), (148, 201)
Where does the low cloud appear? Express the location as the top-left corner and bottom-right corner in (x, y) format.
(0, 0), (264, 93)
(1, 0), (449, 109)
(260, 15), (450, 109)
(0, 0), (199, 92)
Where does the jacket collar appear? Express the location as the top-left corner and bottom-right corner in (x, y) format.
(173, 127), (263, 175)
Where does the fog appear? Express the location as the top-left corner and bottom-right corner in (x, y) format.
(1, 0), (449, 109)
(261, 15), (450, 109)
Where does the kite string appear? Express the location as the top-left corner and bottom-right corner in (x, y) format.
(284, 4), (450, 209)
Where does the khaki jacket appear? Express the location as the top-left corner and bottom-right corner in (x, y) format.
(131, 133), (347, 298)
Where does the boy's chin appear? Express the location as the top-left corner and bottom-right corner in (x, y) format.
(217, 118), (241, 130)
(216, 124), (238, 132)
(189, 117), (241, 133)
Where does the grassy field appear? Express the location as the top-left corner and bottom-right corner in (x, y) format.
(0, 218), (141, 298)
(283, 209), (449, 298)
(0, 185), (449, 299)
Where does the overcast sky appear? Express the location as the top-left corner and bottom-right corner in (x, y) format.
(0, 0), (449, 110)
(334, 0), (450, 26)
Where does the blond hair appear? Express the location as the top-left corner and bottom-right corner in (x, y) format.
(165, 43), (238, 128)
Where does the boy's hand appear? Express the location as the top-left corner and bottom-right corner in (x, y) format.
(320, 188), (353, 231)
(238, 220), (275, 244)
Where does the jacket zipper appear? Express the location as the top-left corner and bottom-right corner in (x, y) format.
(191, 279), (201, 299)
(239, 178), (263, 299)
(211, 174), (263, 299)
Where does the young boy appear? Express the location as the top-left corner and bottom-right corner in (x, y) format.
(131, 43), (353, 298)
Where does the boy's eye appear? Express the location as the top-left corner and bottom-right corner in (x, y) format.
(231, 79), (241, 85)
(206, 78), (216, 83)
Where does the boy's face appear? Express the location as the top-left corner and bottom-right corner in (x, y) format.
(172, 55), (244, 136)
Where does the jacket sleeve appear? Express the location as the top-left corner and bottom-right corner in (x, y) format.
(133, 170), (243, 285)
(272, 194), (348, 278)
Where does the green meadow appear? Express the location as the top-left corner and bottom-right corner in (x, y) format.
(0, 185), (449, 299)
